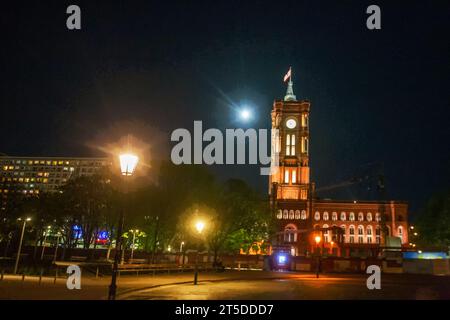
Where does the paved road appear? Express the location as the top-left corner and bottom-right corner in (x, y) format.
(0, 271), (449, 300)
(119, 273), (450, 300)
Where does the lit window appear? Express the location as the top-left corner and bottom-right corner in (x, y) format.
(302, 137), (308, 154)
(283, 210), (288, 219)
(284, 170), (289, 183)
(286, 134), (296, 156)
(367, 212), (372, 221)
(340, 212), (346, 221)
(349, 212), (355, 221)
(302, 114), (308, 127)
(375, 213), (380, 222)
(332, 212), (338, 221)
(323, 212), (329, 221)
(358, 212), (364, 221)
(323, 224), (329, 242)
(292, 170), (297, 184)
(295, 210), (300, 219)
(314, 211), (320, 221)
(276, 210), (282, 219)
(289, 210), (294, 219)
(301, 210), (307, 220)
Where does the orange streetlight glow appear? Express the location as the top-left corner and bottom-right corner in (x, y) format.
(314, 235), (321, 244)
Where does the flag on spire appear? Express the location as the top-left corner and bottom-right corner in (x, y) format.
(283, 67), (292, 82)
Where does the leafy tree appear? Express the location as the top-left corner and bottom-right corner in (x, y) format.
(416, 189), (450, 247)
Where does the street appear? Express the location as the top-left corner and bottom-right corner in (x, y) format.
(0, 270), (449, 300)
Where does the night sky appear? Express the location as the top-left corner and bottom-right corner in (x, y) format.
(1, 1), (449, 217)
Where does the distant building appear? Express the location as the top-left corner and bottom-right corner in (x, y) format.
(269, 75), (409, 257)
(0, 156), (110, 209)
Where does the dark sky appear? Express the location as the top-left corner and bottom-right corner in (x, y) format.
(1, 0), (449, 217)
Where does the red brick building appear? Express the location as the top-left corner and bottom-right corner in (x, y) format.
(269, 77), (409, 257)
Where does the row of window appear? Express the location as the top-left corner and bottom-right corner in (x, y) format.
(277, 210), (307, 220)
(277, 209), (382, 222)
(1, 160), (105, 166)
(314, 211), (380, 222)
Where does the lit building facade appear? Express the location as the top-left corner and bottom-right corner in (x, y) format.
(0, 156), (110, 209)
(270, 78), (409, 257)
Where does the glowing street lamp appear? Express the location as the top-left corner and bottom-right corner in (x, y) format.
(239, 108), (251, 121)
(119, 153), (139, 176)
(108, 152), (139, 300)
(314, 236), (321, 245)
(195, 221), (205, 234)
(14, 217), (31, 274)
(194, 219), (206, 285)
(314, 234), (322, 279)
(40, 226), (52, 260)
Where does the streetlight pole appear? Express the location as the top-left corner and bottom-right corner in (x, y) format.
(14, 218), (31, 274)
(53, 232), (61, 262)
(314, 235), (321, 279)
(108, 152), (138, 301)
(40, 226), (51, 260)
(194, 221), (205, 285)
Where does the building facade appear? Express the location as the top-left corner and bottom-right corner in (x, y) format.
(270, 78), (409, 257)
(0, 156), (110, 209)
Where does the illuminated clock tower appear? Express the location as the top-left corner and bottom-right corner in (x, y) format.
(269, 73), (312, 255)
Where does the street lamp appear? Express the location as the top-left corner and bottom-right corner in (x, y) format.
(108, 152), (139, 301)
(180, 241), (185, 265)
(53, 232), (61, 262)
(14, 217), (31, 274)
(194, 220), (206, 285)
(314, 235), (321, 278)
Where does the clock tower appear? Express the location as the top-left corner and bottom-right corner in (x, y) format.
(269, 78), (311, 202)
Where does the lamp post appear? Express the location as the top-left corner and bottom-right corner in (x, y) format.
(314, 235), (321, 278)
(53, 232), (61, 262)
(108, 152), (138, 301)
(40, 226), (52, 260)
(194, 221), (205, 285)
(180, 241), (185, 265)
(14, 217), (31, 274)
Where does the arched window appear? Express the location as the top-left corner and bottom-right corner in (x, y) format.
(314, 211), (320, 221)
(375, 212), (381, 222)
(398, 226), (404, 243)
(276, 209), (282, 219)
(376, 226), (381, 243)
(332, 212), (338, 221)
(349, 225), (355, 243)
(284, 170), (289, 184)
(367, 212), (372, 222)
(341, 225), (346, 243)
(301, 210), (307, 220)
(289, 210), (294, 220)
(284, 224), (297, 243)
(367, 226), (373, 243)
(292, 170), (297, 184)
(340, 212), (346, 221)
(358, 212), (364, 222)
(286, 134), (296, 156)
(323, 212), (329, 221)
(283, 210), (288, 219)
(349, 212), (355, 221)
(358, 225), (364, 243)
(295, 210), (301, 219)
(323, 224), (329, 243)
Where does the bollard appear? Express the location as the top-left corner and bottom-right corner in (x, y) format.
(54, 268), (58, 284)
(1, 270), (4, 281)
(39, 268), (43, 285)
(96, 267), (99, 279)
(22, 273), (25, 281)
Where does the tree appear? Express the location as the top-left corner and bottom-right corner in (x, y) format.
(416, 189), (450, 247)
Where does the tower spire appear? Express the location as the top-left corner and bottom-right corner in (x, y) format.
(284, 68), (297, 101)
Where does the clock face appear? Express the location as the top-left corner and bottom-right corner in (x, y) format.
(286, 118), (297, 129)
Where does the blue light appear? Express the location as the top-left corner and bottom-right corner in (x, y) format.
(278, 254), (286, 264)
